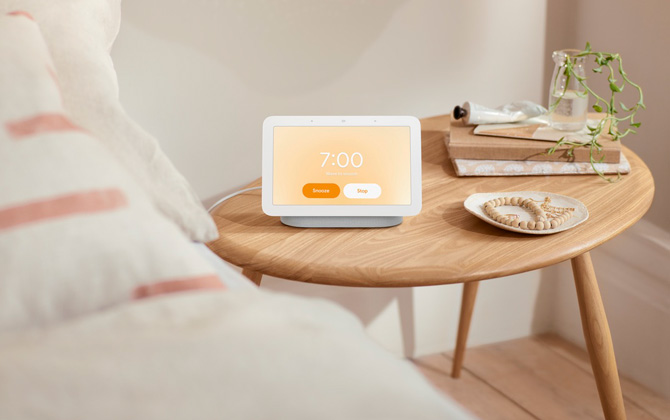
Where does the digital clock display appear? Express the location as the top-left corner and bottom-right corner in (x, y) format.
(272, 126), (411, 205)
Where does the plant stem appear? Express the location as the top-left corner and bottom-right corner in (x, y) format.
(547, 44), (644, 181)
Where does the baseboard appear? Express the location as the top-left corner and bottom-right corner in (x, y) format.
(595, 218), (670, 314)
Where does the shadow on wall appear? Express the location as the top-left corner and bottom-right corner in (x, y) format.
(121, 0), (405, 95)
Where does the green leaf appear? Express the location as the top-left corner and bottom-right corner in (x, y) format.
(585, 42), (592, 52)
(610, 81), (623, 92)
(631, 122), (641, 128)
(593, 104), (603, 112)
(593, 67), (602, 73)
(620, 102), (631, 112)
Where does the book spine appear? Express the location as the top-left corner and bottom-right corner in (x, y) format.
(446, 141), (620, 163)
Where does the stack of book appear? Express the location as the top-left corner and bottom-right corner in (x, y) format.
(446, 115), (629, 177)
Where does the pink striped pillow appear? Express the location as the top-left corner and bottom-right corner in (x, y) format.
(0, 13), (225, 332)
(0, 0), (218, 242)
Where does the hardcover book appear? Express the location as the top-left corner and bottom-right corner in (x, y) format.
(447, 117), (621, 163)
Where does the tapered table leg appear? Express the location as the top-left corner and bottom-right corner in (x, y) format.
(571, 252), (626, 420)
(452, 281), (480, 378)
(242, 269), (263, 286)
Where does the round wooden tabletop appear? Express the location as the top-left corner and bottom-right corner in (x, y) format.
(207, 115), (654, 287)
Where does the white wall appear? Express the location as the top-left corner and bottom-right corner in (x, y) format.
(544, 0), (669, 232)
(111, 0), (551, 358)
(113, 0), (670, 397)
(543, 0), (670, 398)
(113, 0), (548, 201)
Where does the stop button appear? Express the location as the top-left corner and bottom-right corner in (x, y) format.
(343, 183), (381, 199)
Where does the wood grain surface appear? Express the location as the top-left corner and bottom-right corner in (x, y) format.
(536, 335), (670, 420)
(451, 281), (480, 379)
(207, 114), (654, 287)
(415, 335), (663, 420)
(414, 353), (537, 420)
(241, 268), (263, 286)
(572, 252), (627, 420)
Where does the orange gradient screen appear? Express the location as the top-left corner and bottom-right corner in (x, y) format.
(273, 126), (411, 205)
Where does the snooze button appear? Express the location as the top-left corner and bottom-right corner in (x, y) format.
(344, 183), (381, 199)
(302, 183), (340, 198)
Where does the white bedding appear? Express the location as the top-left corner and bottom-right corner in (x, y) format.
(0, 3), (474, 418)
(0, 290), (474, 420)
(191, 242), (257, 290)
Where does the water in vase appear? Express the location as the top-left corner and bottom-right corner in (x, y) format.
(549, 90), (588, 132)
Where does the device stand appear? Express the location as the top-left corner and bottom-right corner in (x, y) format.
(280, 216), (402, 228)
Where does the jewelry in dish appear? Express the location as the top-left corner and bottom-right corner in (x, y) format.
(483, 196), (574, 231)
(463, 191), (588, 235)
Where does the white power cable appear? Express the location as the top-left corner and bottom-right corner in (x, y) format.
(207, 186), (262, 213)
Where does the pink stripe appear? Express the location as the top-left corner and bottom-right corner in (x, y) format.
(133, 275), (225, 299)
(0, 189), (128, 231)
(7, 11), (34, 20)
(6, 114), (83, 139)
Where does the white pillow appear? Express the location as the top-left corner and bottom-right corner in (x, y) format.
(0, 0), (218, 242)
(0, 13), (230, 332)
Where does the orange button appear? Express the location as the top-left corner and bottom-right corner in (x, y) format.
(302, 183), (340, 198)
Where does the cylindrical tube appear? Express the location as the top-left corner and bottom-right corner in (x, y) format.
(453, 101), (547, 125)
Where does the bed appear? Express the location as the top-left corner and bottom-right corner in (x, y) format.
(0, 2), (474, 418)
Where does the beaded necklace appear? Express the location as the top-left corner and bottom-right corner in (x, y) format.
(483, 196), (574, 231)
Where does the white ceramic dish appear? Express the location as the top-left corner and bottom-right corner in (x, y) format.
(464, 191), (588, 235)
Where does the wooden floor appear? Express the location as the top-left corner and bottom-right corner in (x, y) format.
(412, 334), (670, 420)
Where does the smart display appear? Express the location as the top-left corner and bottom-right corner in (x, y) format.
(262, 116), (421, 227)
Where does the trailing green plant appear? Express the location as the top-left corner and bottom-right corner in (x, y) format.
(547, 42), (645, 182)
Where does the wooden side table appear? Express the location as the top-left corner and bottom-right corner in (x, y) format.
(207, 114), (654, 420)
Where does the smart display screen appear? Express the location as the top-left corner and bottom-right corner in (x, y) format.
(272, 126), (411, 205)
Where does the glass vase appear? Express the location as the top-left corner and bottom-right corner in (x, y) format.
(548, 49), (588, 132)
